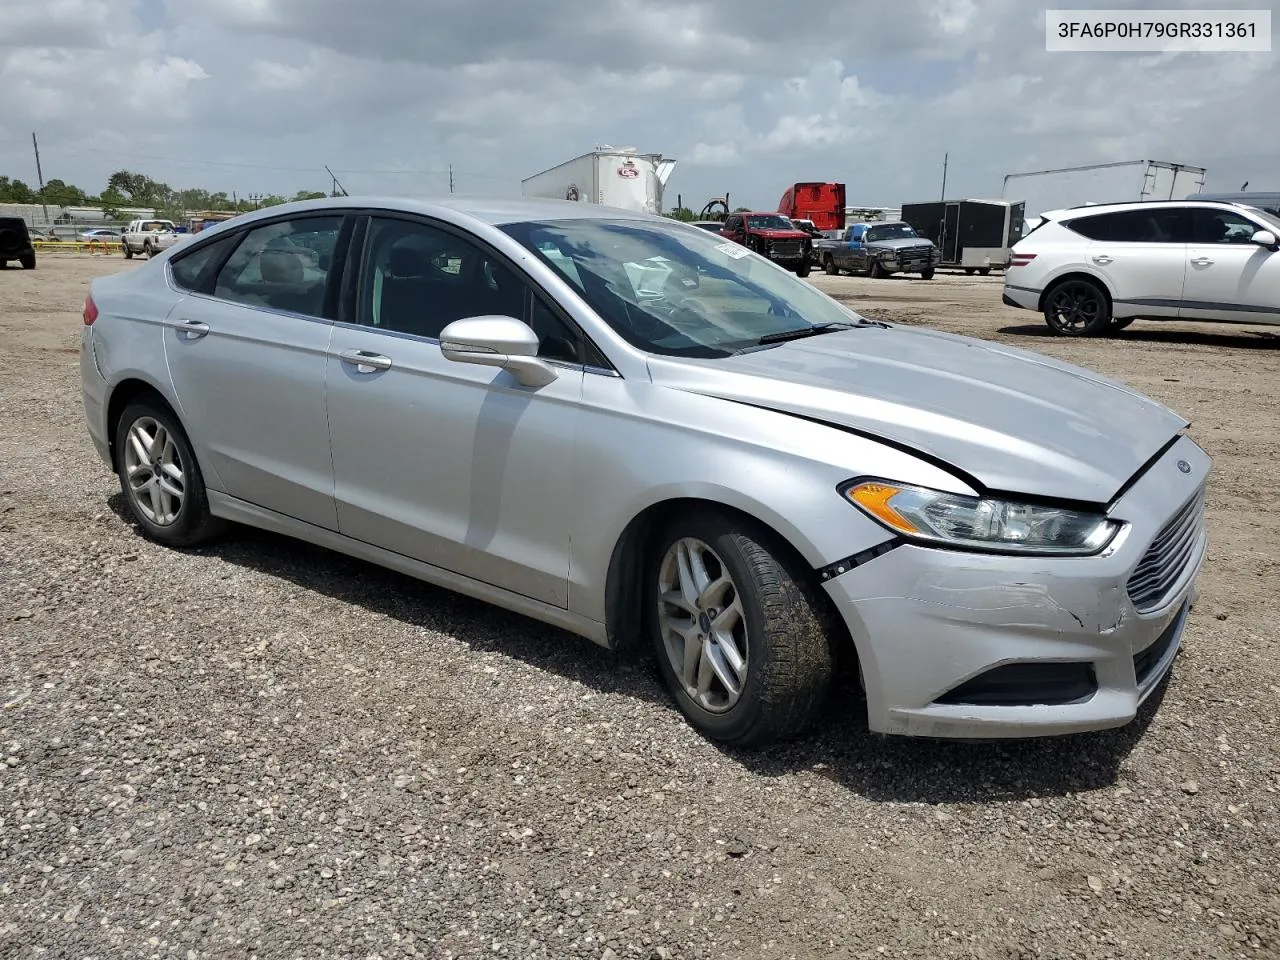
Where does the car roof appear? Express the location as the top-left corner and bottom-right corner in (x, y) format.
(195, 195), (663, 231)
(1039, 198), (1257, 221)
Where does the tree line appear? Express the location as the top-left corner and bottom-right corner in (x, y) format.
(0, 169), (330, 220)
(1, 169), (757, 223)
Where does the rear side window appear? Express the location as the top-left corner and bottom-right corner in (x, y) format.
(170, 233), (239, 291)
(212, 217), (344, 318)
(1065, 208), (1187, 243)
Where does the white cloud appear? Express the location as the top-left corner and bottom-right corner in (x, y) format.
(0, 0), (1274, 207)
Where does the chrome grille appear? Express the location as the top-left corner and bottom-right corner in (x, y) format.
(1126, 486), (1206, 613)
(897, 246), (933, 268)
(769, 240), (802, 258)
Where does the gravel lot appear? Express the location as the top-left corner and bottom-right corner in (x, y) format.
(2, 254), (1277, 960)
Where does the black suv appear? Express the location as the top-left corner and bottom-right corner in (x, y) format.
(0, 217), (36, 270)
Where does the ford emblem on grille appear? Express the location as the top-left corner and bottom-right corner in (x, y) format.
(1177, 459), (1191, 474)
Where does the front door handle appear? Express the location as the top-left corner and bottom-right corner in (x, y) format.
(1091, 255), (1113, 265)
(1190, 256), (1214, 266)
(338, 349), (393, 373)
(173, 319), (209, 339)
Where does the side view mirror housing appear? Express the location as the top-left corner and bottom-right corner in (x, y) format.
(438, 315), (558, 388)
(1250, 229), (1278, 249)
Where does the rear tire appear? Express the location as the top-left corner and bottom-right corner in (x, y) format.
(20, 254), (35, 270)
(823, 255), (839, 276)
(1043, 278), (1112, 336)
(978, 267), (991, 276)
(646, 511), (835, 748)
(114, 400), (226, 548)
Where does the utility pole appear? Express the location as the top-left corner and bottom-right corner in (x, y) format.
(940, 153), (948, 202)
(32, 132), (49, 224)
(449, 164), (454, 194)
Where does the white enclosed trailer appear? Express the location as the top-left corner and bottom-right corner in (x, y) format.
(1001, 160), (1207, 232)
(520, 147), (677, 216)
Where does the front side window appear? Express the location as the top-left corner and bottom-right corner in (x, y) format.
(502, 217), (869, 359)
(212, 216), (343, 318)
(1190, 208), (1266, 244)
(356, 217), (597, 364)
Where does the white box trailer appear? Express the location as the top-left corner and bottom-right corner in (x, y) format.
(520, 147), (677, 216)
(1001, 160), (1207, 233)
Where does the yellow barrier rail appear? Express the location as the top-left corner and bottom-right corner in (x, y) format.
(33, 239), (125, 255)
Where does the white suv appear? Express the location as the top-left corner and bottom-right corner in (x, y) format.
(1002, 200), (1280, 336)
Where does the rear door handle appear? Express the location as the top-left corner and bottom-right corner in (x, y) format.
(1091, 255), (1113, 265)
(172, 319), (209, 339)
(1190, 257), (1214, 266)
(338, 349), (393, 372)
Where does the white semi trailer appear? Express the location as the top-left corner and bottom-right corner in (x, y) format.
(1001, 160), (1207, 233)
(521, 146), (677, 216)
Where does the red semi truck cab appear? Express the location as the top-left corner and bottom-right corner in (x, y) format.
(778, 182), (846, 233)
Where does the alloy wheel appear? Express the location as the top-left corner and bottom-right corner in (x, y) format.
(123, 416), (186, 526)
(1046, 281), (1106, 334)
(656, 537), (750, 713)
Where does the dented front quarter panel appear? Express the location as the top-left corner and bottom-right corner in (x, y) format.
(822, 435), (1211, 739)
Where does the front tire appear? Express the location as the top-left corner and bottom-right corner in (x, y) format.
(868, 260), (886, 279)
(794, 259), (811, 279)
(114, 400), (225, 547)
(920, 268), (935, 280)
(124, 244), (134, 259)
(647, 512), (835, 748)
(1043, 278), (1112, 336)
(20, 254), (35, 270)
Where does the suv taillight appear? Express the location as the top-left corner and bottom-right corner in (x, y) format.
(1009, 253), (1037, 268)
(83, 294), (99, 326)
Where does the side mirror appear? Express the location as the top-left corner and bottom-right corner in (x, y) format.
(1250, 229), (1278, 249)
(439, 315), (558, 388)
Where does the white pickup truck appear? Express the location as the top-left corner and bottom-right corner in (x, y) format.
(121, 219), (180, 259)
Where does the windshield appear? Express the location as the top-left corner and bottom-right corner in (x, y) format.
(746, 215), (794, 231)
(501, 218), (866, 359)
(864, 223), (919, 242)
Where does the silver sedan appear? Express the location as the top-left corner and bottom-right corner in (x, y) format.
(79, 196), (1210, 747)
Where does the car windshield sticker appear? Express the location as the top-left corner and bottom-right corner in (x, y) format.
(716, 242), (751, 259)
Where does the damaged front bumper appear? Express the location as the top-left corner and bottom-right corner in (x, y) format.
(821, 434), (1211, 739)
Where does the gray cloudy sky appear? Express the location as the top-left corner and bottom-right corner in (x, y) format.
(1, 0), (1276, 209)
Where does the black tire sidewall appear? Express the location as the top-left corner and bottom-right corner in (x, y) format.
(114, 401), (211, 546)
(645, 515), (787, 743)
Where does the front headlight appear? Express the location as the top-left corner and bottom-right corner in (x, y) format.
(841, 479), (1121, 555)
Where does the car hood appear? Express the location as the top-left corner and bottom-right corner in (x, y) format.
(869, 237), (934, 251)
(647, 325), (1188, 504)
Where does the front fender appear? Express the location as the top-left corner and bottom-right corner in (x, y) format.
(566, 375), (968, 623)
